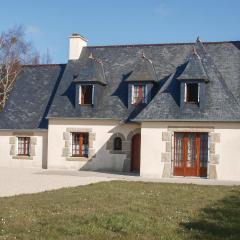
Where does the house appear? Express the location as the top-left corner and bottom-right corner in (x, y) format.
(0, 34), (240, 181)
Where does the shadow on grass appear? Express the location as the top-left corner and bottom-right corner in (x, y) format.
(181, 190), (240, 240)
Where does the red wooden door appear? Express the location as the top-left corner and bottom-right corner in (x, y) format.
(174, 133), (208, 177)
(131, 133), (141, 172)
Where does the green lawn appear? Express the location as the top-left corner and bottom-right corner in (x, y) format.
(0, 181), (239, 240)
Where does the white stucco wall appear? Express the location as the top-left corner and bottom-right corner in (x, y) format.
(69, 35), (87, 60)
(140, 121), (240, 181)
(140, 124), (165, 178)
(1, 120), (239, 181)
(216, 127), (240, 180)
(0, 131), (47, 168)
(48, 119), (139, 171)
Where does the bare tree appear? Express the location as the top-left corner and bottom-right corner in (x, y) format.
(41, 48), (52, 64)
(0, 25), (43, 110)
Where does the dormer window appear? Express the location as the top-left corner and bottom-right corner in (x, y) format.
(79, 85), (94, 105)
(131, 84), (147, 105)
(185, 83), (199, 104)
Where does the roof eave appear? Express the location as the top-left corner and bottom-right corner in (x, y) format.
(0, 128), (48, 132)
(73, 79), (107, 86)
(177, 77), (209, 82)
(132, 118), (240, 123)
(47, 117), (121, 121)
(126, 79), (157, 83)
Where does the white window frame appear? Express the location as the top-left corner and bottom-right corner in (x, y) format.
(184, 83), (187, 103)
(92, 85), (95, 105)
(79, 85), (82, 104)
(79, 85), (94, 105)
(198, 83), (200, 103)
(70, 132), (73, 156)
(131, 85), (134, 104)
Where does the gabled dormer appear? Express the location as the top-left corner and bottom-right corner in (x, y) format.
(73, 53), (107, 107)
(126, 52), (157, 108)
(177, 47), (208, 109)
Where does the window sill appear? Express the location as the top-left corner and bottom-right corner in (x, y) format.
(66, 156), (90, 161)
(109, 150), (125, 154)
(79, 104), (93, 106)
(12, 155), (33, 160)
(132, 102), (146, 105)
(184, 102), (199, 105)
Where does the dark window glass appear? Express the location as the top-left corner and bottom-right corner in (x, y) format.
(186, 83), (199, 103)
(80, 85), (93, 105)
(113, 137), (122, 151)
(18, 137), (30, 156)
(72, 133), (89, 157)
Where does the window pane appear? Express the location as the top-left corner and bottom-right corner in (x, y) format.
(18, 137), (30, 156)
(72, 133), (89, 157)
(187, 133), (196, 167)
(133, 85), (146, 104)
(72, 133), (80, 156)
(186, 83), (198, 103)
(174, 133), (184, 167)
(82, 133), (89, 157)
(81, 85), (93, 105)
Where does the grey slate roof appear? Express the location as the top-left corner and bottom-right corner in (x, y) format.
(73, 54), (107, 85)
(135, 40), (240, 121)
(48, 39), (240, 123)
(126, 53), (157, 82)
(0, 64), (66, 129)
(177, 48), (208, 82)
(1, 39), (240, 130)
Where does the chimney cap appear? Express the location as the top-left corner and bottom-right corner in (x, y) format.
(69, 33), (88, 42)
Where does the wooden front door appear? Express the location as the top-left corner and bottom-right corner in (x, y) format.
(174, 132), (208, 177)
(131, 133), (141, 172)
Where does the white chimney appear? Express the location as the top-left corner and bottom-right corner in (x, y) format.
(69, 33), (88, 60)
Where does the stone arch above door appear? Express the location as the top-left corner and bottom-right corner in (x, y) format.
(105, 128), (141, 172)
(127, 128), (141, 141)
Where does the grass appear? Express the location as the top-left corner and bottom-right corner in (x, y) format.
(0, 181), (239, 240)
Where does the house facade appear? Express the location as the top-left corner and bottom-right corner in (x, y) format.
(0, 34), (240, 181)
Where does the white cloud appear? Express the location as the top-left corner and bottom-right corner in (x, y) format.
(26, 26), (43, 36)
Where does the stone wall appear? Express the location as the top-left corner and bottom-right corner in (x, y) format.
(9, 133), (37, 161)
(62, 128), (96, 161)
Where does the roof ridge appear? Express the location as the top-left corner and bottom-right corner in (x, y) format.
(86, 41), (240, 49)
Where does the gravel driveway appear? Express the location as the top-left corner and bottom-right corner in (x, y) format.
(0, 168), (119, 197)
(1, 167), (240, 197)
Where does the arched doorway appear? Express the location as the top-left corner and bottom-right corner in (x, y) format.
(131, 133), (141, 172)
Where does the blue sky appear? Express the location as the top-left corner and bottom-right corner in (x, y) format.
(1, 0), (239, 63)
